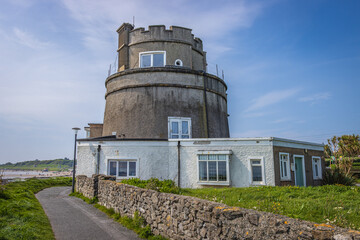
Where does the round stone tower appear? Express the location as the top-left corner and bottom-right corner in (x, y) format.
(102, 23), (229, 139)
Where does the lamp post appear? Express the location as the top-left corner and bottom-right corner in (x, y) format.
(72, 127), (81, 193)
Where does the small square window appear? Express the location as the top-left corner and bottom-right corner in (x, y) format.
(108, 160), (137, 178)
(168, 117), (191, 139)
(139, 51), (166, 68)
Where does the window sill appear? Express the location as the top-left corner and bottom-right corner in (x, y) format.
(280, 178), (292, 181)
(197, 181), (230, 186)
(251, 182), (265, 186)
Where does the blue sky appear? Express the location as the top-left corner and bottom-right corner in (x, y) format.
(0, 0), (359, 163)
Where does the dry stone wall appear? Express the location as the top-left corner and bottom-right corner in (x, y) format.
(76, 175), (360, 240)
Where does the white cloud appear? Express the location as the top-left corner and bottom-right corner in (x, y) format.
(13, 28), (53, 49)
(299, 92), (331, 103)
(60, 0), (266, 57)
(245, 88), (300, 112)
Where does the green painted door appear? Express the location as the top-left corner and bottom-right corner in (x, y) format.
(295, 157), (304, 186)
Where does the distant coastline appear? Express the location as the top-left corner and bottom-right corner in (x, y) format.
(2, 169), (72, 180)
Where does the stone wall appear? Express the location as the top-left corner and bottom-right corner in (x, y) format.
(76, 175), (360, 240)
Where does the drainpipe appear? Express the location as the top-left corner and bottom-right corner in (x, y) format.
(202, 74), (210, 138)
(97, 145), (101, 174)
(177, 141), (181, 187)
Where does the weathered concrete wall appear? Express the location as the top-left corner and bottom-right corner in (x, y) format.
(103, 68), (229, 138)
(76, 176), (360, 240)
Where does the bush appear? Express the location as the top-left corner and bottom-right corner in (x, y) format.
(323, 168), (356, 186)
(121, 178), (180, 194)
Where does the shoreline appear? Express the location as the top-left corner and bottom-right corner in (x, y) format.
(1, 169), (72, 180)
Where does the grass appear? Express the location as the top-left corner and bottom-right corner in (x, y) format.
(179, 185), (360, 230)
(0, 177), (72, 240)
(70, 192), (167, 240)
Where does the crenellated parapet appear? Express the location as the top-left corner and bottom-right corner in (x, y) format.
(129, 25), (203, 53)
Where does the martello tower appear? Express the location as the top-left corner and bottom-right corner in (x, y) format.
(102, 23), (229, 139)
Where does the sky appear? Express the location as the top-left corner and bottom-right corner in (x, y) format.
(0, 0), (359, 163)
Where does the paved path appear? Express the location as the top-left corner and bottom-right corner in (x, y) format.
(36, 187), (140, 240)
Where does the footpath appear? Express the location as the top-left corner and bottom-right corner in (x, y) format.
(36, 187), (140, 240)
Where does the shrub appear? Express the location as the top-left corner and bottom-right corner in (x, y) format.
(121, 178), (180, 194)
(323, 167), (356, 186)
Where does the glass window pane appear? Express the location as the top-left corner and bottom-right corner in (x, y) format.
(218, 161), (227, 181)
(153, 53), (164, 67)
(141, 55), (151, 68)
(218, 155), (226, 160)
(171, 135), (179, 139)
(182, 121), (189, 134)
(199, 161), (207, 181)
(252, 165), (262, 182)
(172, 122), (179, 134)
(208, 161), (217, 181)
(208, 155), (217, 160)
(109, 161), (117, 176)
(315, 164), (318, 177)
(118, 162), (127, 177)
(252, 160), (261, 165)
(198, 155), (208, 160)
(181, 135), (189, 138)
(283, 161), (287, 177)
(129, 162), (136, 176)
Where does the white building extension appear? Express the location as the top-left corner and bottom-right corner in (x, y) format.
(76, 137), (324, 188)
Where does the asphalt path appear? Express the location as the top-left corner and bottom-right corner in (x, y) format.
(36, 187), (140, 240)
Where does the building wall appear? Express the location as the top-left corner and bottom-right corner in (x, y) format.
(102, 69), (229, 138)
(273, 146), (324, 187)
(76, 138), (323, 188)
(126, 25), (206, 71)
(76, 140), (173, 181)
(169, 139), (275, 188)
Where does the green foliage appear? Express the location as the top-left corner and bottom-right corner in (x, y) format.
(121, 178), (180, 194)
(72, 193), (167, 239)
(0, 177), (72, 240)
(0, 158), (73, 171)
(323, 167), (356, 186)
(69, 192), (98, 204)
(179, 185), (360, 230)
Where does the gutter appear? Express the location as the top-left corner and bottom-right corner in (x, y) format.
(177, 141), (181, 187)
(97, 145), (101, 174)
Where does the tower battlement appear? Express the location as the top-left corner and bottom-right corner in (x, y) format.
(129, 25), (203, 52)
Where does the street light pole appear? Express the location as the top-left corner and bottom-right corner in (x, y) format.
(72, 127), (81, 193)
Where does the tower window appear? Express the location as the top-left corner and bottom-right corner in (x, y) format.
(168, 117), (191, 139)
(139, 51), (166, 68)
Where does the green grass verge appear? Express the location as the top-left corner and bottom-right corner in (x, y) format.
(0, 177), (72, 240)
(70, 192), (167, 240)
(179, 185), (360, 230)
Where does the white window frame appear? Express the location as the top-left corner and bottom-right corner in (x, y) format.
(107, 159), (138, 179)
(279, 152), (291, 181)
(197, 151), (231, 186)
(312, 156), (322, 180)
(168, 117), (192, 139)
(248, 157), (266, 185)
(139, 51), (166, 68)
